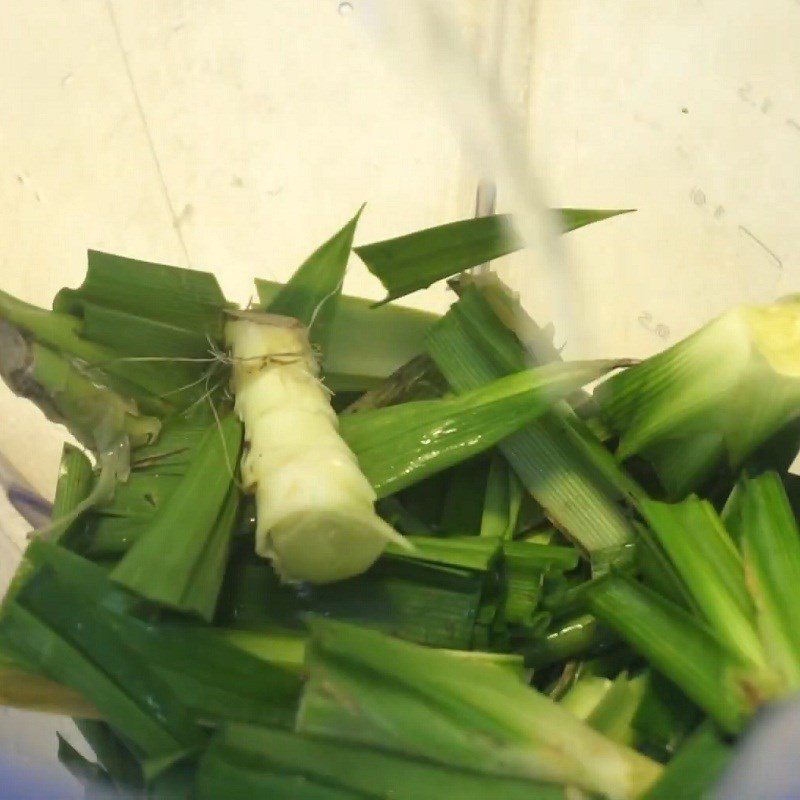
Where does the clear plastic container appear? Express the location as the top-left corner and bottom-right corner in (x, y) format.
(1, 0), (799, 782)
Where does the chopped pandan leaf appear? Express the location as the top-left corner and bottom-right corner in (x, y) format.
(4, 441), (106, 607)
(500, 541), (579, 629)
(57, 734), (114, 795)
(595, 299), (800, 498)
(0, 567), (205, 778)
(585, 575), (751, 733)
(638, 495), (766, 670)
(213, 534), (485, 651)
(500, 560), (542, 630)
(56, 250), (226, 334)
(633, 520), (698, 613)
(427, 286), (637, 553)
(54, 249), (230, 402)
(76, 719), (143, 793)
(585, 672), (648, 746)
(439, 456), (490, 535)
(86, 412), (216, 557)
(383, 534), (501, 572)
(0, 292), (171, 416)
(642, 721), (732, 800)
(375, 496), (437, 536)
(214, 541), (303, 629)
(22, 540), (303, 728)
(147, 760), (197, 800)
(559, 675), (614, 720)
(736, 471), (800, 690)
(5, 443), (93, 597)
(504, 539), (580, 571)
(257, 282), (439, 393)
(442, 650), (528, 681)
(51, 444), (94, 533)
(522, 614), (615, 669)
(198, 724), (566, 800)
(297, 617), (662, 799)
(0, 647), (100, 717)
(263, 208), (363, 349)
(632, 672), (701, 761)
(305, 558), (487, 650)
(217, 627), (307, 673)
(111, 414), (243, 621)
(340, 358), (623, 497)
(557, 208), (636, 231)
(480, 453), (524, 539)
(356, 208), (633, 303)
(343, 353), (449, 413)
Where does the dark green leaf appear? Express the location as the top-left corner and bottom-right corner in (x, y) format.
(632, 672), (701, 760)
(383, 535), (501, 572)
(298, 617), (661, 798)
(265, 207), (363, 346)
(1, 567), (205, 777)
(111, 415), (243, 620)
(256, 282), (438, 392)
(307, 559), (487, 650)
(57, 734), (112, 793)
(52, 444), (94, 522)
(356, 209), (632, 303)
(200, 724), (566, 800)
(639, 495), (762, 667)
(439, 457), (490, 535)
(480, 453), (523, 539)
(75, 720), (142, 792)
(55, 250), (226, 336)
(585, 575), (748, 733)
(23, 540), (303, 728)
(738, 471), (800, 689)
(341, 359), (621, 497)
(522, 614), (615, 669)
(427, 288), (637, 552)
(642, 722), (731, 800)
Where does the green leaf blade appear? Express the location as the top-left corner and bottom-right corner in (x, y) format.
(585, 575), (748, 733)
(265, 207), (363, 345)
(427, 288), (637, 552)
(111, 415), (243, 620)
(357, 209), (633, 303)
(0, 569), (205, 777)
(341, 360), (620, 497)
(299, 617), (662, 799)
(642, 722), (731, 800)
(639, 495), (764, 668)
(55, 250), (226, 334)
(257, 282), (439, 392)
(738, 471), (800, 689)
(200, 724), (566, 800)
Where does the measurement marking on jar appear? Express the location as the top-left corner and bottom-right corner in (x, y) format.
(738, 225), (783, 270)
(691, 188), (706, 206)
(689, 188), (725, 220)
(638, 312), (670, 340)
(737, 83), (773, 114)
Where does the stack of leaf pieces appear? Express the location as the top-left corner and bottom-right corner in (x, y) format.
(1, 205), (799, 798)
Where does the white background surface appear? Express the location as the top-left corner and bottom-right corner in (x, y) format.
(0, 0), (799, 776)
